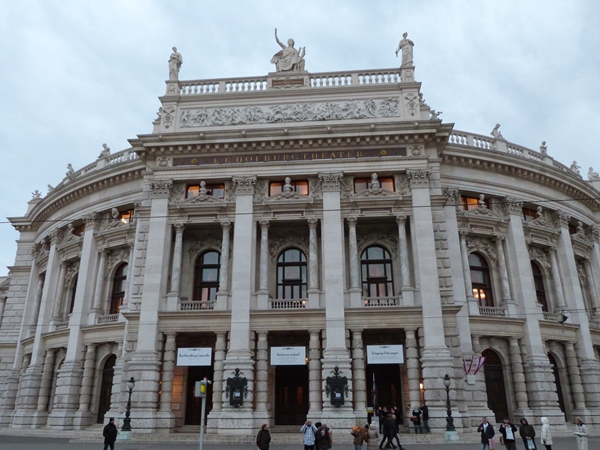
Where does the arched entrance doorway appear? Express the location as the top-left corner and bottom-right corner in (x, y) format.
(482, 349), (509, 422)
(548, 354), (567, 419)
(97, 354), (116, 423)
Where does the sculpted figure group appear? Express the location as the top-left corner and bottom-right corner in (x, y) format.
(271, 28), (305, 72)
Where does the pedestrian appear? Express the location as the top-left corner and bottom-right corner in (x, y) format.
(421, 403), (430, 433)
(351, 424), (368, 450)
(379, 407), (389, 434)
(378, 415), (392, 449)
(519, 418), (537, 450)
(573, 417), (588, 450)
(301, 420), (318, 450)
(499, 418), (518, 450)
(540, 417), (552, 450)
(315, 423), (332, 450)
(256, 423), (271, 450)
(477, 416), (495, 450)
(367, 423), (379, 450)
(388, 414), (403, 450)
(102, 417), (118, 450)
(411, 404), (422, 434)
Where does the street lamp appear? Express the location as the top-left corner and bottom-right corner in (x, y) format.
(122, 376), (135, 432)
(443, 374), (455, 432)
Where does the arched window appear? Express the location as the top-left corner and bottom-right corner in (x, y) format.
(68, 275), (78, 315)
(109, 264), (127, 314)
(361, 246), (394, 297)
(277, 248), (307, 299)
(469, 253), (493, 307)
(531, 261), (548, 312)
(193, 251), (221, 301)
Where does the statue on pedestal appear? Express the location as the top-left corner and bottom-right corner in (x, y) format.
(491, 124), (504, 140)
(395, 32), (414, 67)
(271, 28), (305, 72)
(168, 47), (182, 81)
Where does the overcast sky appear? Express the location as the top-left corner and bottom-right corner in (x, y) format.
(0, 0), (599, 275)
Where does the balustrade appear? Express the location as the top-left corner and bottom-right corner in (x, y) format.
(180, 300), (216, 311)
(362, 296), (400, 307)
(269, 299), (307, 309)
(478, 306), (506, 317)
(97, 313), (119, 324)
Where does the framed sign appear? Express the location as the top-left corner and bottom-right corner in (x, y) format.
(366, 345), (404, 364)
(177, 347), (212, 366)
(270, 346), (306, 365)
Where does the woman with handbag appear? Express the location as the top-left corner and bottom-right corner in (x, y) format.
(519, 418), (537, 450)
(573, 417), (588, 450)
(540, 417), (552, 450)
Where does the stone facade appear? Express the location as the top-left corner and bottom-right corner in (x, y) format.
(1, 49), (600, 437)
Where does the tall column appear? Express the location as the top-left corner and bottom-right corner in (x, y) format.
(210, 331), (227, 414)
(73, 343), (97, 427)
(36, 348), (56, 413)
(0, 295), (5, 329)
(308, 330), (322, 414)
(51, 263), (66, 321)
(583, 259), (600, 317)
(258, 220), (270, 293)
(494, 237), (513, 306)
(548, 248), (567, 311)
(460, 232), (478, 315)
(502, 197), (562, 419)
(347, 217), (362, 307)
(508, 337), (531, 416)
(351, 330), (366, 414)
(159, 333), (176, 412)
(216, 221), (231, 310)
(307, 218), (320, 308)
(91, 249), (107, 312)
(405, 328), (421, 412)
(565, 341), (588, 415)
(396, 215), (414, 305)
(170, 223), (185, 294)
(31, 275), (45, 332)
(255, 332), (269, 415)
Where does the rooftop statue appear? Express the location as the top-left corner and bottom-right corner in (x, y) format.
(395, 32), (414, 67)
(31, 190), (42, 200)
(589, 167), (599, 180)
(271, 28), (305, 72)
(490, 123), (504, 140)
(98, 143), (111, 159)
(539, 141), (547, 155)
(168, 47), (183, 81)
(570, 161), (581, 175)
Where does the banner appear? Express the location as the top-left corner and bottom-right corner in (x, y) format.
(177, 348), (212, 366)
(270, 346), (306, 365)
(366, 345), (404, 364)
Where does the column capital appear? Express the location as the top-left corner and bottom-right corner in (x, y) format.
(307, 218), (319, 228)
(318, 172), (344, 191)
(232, 176), (257, 195)
(346, 216), (358, 226)
(82, 212), (101, 231)
(406, 168), (431, 187)
(173, 222), (185, 233)
(493, 235), (506, 243)
(150, 179), (173, 199)
(220, 220), (231, 230)
(259, 219), (270, 229)
(553, 210), (571, 228)
(501, 196), (524, 215)
(442, 187), (460, 206)
(395, 214), (408, 225)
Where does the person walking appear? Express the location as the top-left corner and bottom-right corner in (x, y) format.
(411, 404), (422, 434)
(388, 415), (403, 450)
(573, 417), (588, 450)
(378, 415), (393, 449)
(519, 418), (537, 450)
(301, 420), (318, 450)
(421, 403), (430, 433)
(499, 418), (518, 450)
(102, 417), (118, 450)
(256, 423), (271, 450)
(477, 417), (495, 450)
(367, 423), (379, 450)
(351, 424), (368, 450)
(315, 423), (332, 450)
(540, 417), (552, 450)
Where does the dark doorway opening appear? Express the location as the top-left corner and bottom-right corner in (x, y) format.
(548, 354), (566, 419)
(367, 364), (403, 420)
(97, 355), (116, 424)
(185, 365), (214, 425)
(482, 349), (509, 422)
(275, 364), (309, 425)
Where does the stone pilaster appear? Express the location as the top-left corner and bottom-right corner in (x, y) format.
(396, 214), (414, 306)
(257, 220), (270, 310)
(460, 232), (478, 315)
(308, 330), (322, 415)
(548, 248), (567, 311)
(216, 221), (231, 310)
(208, 331), (227, 419)
(307, 218), (320, 308)
(564, 341), (589, 418)
(73, 343), (96, 427)
(157, 332), (176, 430)
(170, 223), (185, 294)
(583, 259), (600, 320)
(509, 337), (532, 417)
(51, 263), (66, 321)
(494, 237), (514, 307)
(351, 330), (366, 414)
(405, 328), (421, 415)
(254, 332), (269, 423)
(347, 217), (361, 307)
(31, 348), (56, 425)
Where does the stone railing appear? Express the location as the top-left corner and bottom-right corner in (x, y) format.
(62, 149), (140, 187)
(54, 321), (69, 331)
(178, 68), (403, 96)
(269, 299), (307, 309)
(478, 306), (506, 317)
(362, 296), (400, 307)
(542, 311), (561, 322)
(449, 131), (574, 174)
(180, 300), (216, 311)
(97, 313), (120, 324)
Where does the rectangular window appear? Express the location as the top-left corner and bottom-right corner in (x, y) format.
(187, 184), (225, 199)
(72, 224), (85, 236)
(460, 196), (489, 211)
(269, 180), (309, 196)
(120, 210), (133, 224)
(522, 208), (537, 222)
(353, 177), (394, 193)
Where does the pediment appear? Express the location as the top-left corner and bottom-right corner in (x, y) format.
(263, 191), (313, 205)
(177, 194), (226, 207)
(351, 187), (402, 201)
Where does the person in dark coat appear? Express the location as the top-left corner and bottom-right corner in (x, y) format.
(256, 423), (271, 450)
(477, 417), (495, 450)
(388, 414), (403, 450)
(378, 416), (393, 449)
(315, 424), (331, 450)
(410, 405), (422, 434)
(421, 403), (430, 433)
(519, 418), (537, 450)
(103, 417), (118, 450)
(499, 418), (518, 450)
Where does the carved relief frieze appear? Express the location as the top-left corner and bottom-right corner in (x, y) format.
(394, 174), (410, 197)
(403, 92), (418, 117)
(105, 247), (131, 277)
(224, 181), (235, 203)
(357, 230), (398, 258)
(308, 177), (323, 200)
(318, 172), (344, 192)
(253, 180), (269, 203)
(339, 176), (354, 199)
(553, 210), (570, 229)
(179, 98), (399, 128)
(465, 236), (498, 265)
(500, 196), (523, 216)
(169, 183), (187, 205)
(150, 179), (173, 199)
(406, 169), (431, 188)
(188, 233), (222, 262)
(269, 231), (309, 259)
(528, 246), (551, 269)
(162, 105), (176, 129)
(442, 187), (461, 213)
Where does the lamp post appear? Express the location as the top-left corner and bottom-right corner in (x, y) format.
(443, 374), (455, 432)
(122, 376), (135, 433)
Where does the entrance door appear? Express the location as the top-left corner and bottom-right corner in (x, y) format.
(97, 355), (116, 423)
(366, 364), (403, 419)
(275, 365), (309, 425)
(548, 354), (566, 419)
(482, 349), (509, 422)
(185, 365), (214, 425)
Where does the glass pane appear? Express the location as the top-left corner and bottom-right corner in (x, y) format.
(471, 271), (485, 284)
(285, 266), (300, 279)
(301, 266), (307, 282)
(354, 179), (368, 193)
(468, 253), (484, 267)
(361, 264), (368, 281)
(368, 264), (384, 277)
(296, 181), (309, 195)
(277, 266), (284, 283)
(367, 246), (384, 260)
(381, 178), (394, 191)
(210, 187), (225, 198)
(202, 251), (220, 265)
(270, 182), (283, 196)
(369, 284), (378, 297)
(187, 185), (199, 198)
(285, 249), (300, 262)
(202, 268), (219, 281)
(277, 285), (283, 298)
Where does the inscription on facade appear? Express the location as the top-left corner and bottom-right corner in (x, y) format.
(271, 78), (305, 87)
(173, 147), (406, 166)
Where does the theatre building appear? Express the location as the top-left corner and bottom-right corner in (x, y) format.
(1, 39), (600, 435)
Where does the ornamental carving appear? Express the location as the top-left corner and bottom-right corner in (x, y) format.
(32, 241), (49, 261)
(83, 212), (99, 230)
(339, 177), (354, 198)
(269, 231), (309, 259)
(501, 196), (523, 216)
(178, 182), (226, 207)
(253, 180), (269, 203)
(169, 183), (187, 205)
(394, 175), (410, 196)
(232, 176), (257, 195)
(151, 179), (173, 199)
(162, 105), (176, 129)
(105, 247), (131, 277)
(64, 261), (80, 287)
(576, 261), (587, 287)
(179, 98), (399, 128)
(570, 221), (592, 246)
(406, 169), (431, 187)
(308, 178), (323, 200)
(403, 92), (418, 117)
(408, 145), (424, 156)
(526, 206), (552, 229)
(318, 173), (344, 191)
(188, 233), (222, 263)
(442, 187), (461, 213)
(528, 246), (550, 269)
(59, 224), (82, 247)
(357, 231), (398, 258)
(464, 194), (503, 218)
(466, 236), (498, 265)
(553, 210), (570, 229)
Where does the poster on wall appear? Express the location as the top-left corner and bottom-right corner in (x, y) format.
(177, 347), (212, 366)
(270, 346), (306, 365)
(366, 345), (404, 364)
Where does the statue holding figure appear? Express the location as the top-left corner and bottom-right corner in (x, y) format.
(395, 32), (414, 67)
(491, 123), (504, 140)
(168, 47), (182, 81)
(570, 161), (581, 175)
(589, 167), (600, 180)
(271, 28), (305, 72)
(98, 143), (111, 159)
